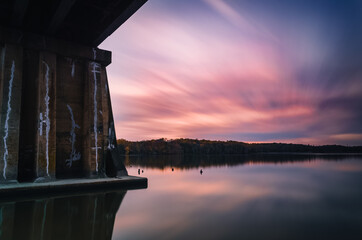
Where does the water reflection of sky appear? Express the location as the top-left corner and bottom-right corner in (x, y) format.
(113, 157), (362, 240)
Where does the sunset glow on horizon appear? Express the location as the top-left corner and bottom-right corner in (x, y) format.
(100, 0), (362, 145)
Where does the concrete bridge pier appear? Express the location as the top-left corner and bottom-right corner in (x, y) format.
(0, 0), (147, 189)
(0, 32), (127, 183)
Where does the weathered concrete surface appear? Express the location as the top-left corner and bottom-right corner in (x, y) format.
(82, 61), (105, 177)
(0, 44), (23, 182)
(0, 26), (112, 66)
(0, 31), (131, 183)
(56, 57), (84, 178)
(0, 176), (147, 200)
(18, 49), (40, 181)
(35, 52), (57, 181)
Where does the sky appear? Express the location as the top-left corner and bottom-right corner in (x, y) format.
(100, 0), (362, 145)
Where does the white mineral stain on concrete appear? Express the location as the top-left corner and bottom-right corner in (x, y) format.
(66, 104), (81, 167)
(2, 60), (15, 180)
(40, 61), (51, 177)
(91, 62), (101, 173)
(39, 113), (45, 136)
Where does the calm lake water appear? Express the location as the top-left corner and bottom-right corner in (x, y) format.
(1, 155), (362, 240)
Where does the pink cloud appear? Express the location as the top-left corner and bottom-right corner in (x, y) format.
(100, 1), (361, 145)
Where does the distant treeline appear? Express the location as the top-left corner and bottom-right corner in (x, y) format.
(117, 138), (362, 155)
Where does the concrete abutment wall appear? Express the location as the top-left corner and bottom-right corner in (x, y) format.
(0, 31), (126, 183)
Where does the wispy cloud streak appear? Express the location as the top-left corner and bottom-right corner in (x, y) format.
(100, 0), (362, 145)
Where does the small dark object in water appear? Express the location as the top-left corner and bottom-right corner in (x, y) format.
(138, 169), (140, 175)
(142, 170), (144, 173)
(172, 168), (174, 171)
(200, 169), (203, 175)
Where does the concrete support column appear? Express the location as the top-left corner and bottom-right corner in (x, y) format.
(101, 70), (128, 177)
(101, 68), (111, 173)
(35, 52), (57, 181)
(55, 57), (84, 178)
(0, 44), (23, 182)
(82, 61), (104, 177)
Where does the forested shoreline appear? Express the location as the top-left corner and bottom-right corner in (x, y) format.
(117, 138), (362, 155)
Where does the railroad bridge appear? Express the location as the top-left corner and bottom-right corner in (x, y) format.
(0, 0), (147, 183)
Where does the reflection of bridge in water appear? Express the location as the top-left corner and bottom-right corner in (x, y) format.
(0, 190), (126, 240)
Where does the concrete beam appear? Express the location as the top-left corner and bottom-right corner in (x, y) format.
(47, 0), (77, 34)
(11, 0), (29, 27)
(92, 0), (147, 46)
(0, 26), (112, 66)
(0, 44), (23, 182)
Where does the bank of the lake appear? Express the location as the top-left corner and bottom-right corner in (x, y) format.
(117, 138), (362, 156)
